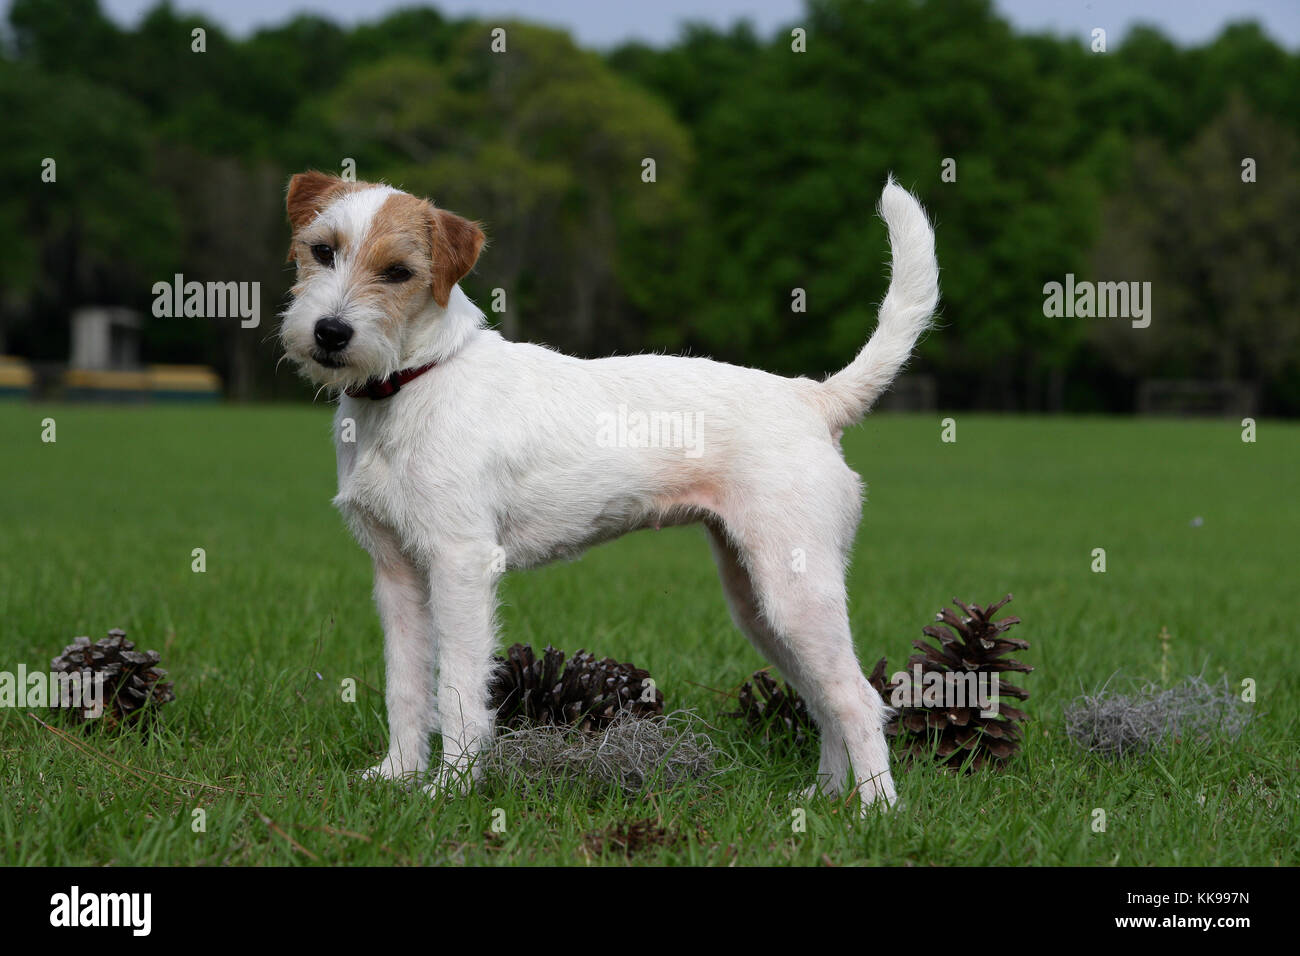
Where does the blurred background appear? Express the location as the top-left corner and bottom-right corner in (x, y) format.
(1, 0), (1297, 413)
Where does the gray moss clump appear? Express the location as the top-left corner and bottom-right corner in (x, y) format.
(480, 711), (727, 793)
(1064, 674), (1253, 757)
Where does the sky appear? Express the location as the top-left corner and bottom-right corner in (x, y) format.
(91, 0), (1300, 49)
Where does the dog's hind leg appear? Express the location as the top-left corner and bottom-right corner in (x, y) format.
(363, 552), (439, 782)
(706, 521), (814, 707)
(709, 467), (896, 812)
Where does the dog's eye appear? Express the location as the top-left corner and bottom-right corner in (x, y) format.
(311, 244), (334, 267)
(382, 265), (412, 283)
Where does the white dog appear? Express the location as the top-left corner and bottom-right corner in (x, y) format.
(279, 170), (939, 811)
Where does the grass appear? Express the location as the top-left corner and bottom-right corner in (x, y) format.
(0, 403), (1296, 865)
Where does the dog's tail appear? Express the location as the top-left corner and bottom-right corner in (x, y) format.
(818, 177), (939, 431)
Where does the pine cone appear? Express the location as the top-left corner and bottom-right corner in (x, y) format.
(49, 628), (175, 730)
(892, 594), (1031, 770)
(489, 643), (663, 731)
(730, 670), (817, 745)
(867, 657), (898, 703)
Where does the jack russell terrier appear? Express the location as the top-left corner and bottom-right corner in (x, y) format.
(279, 170), (939, 811)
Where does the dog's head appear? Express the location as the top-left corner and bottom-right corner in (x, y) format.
(279, 171), (485, 389)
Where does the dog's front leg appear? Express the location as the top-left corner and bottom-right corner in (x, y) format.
(423, 544), (500, 796)
(363, 554), (439, 782)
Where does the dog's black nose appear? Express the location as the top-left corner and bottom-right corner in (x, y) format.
(313, 316), (353, 352)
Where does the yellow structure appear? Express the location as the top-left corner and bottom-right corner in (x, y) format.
(61, 364), (221, 402)
(0, 356), (35, 397)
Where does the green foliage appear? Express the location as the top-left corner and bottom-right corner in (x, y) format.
(1090, 95), (1300, 397)
(323, 22), (693, 349)
(0, 57), (179, 358)
(2, 0), (1299, 409)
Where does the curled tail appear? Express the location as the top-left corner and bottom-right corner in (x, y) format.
(819, 177), (939, 431)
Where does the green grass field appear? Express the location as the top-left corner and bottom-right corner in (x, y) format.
(0, 404), (1295, 865)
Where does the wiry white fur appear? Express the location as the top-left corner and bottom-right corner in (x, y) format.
(820, 177), (940, 430)
(280, 178), (940, 813)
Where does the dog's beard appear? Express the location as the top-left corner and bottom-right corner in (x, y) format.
(278, 302), (402, 392)
(310, 349), (348, 370)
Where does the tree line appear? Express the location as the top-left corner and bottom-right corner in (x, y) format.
(2, 0), (1297, 411)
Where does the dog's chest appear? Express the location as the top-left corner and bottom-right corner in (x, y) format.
(331, 406), (424, 548)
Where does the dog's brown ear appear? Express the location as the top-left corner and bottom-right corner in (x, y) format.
(286, 171), (349, 263)
(286, 171), (347, 232)
(428, 208), (485, 308)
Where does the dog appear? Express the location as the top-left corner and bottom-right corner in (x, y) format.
(279, 170), (939, 811)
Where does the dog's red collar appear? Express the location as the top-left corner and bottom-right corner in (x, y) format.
(344, 361), (437, 400)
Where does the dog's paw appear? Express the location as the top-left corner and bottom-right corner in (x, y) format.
(420, 763), (475, 800)
(852, 773), (898, 814)
(794, 773), (897, 815)
(359, 756), (422, 784)
(418, 764), (480, 801)
(793, 783), (820, 803)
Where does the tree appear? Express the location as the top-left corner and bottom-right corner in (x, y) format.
(0, 59), (179, 357)
(644, 0), (1096, 409)
(1090, 94), (1300, 410)
(325, 22), (693, 350)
